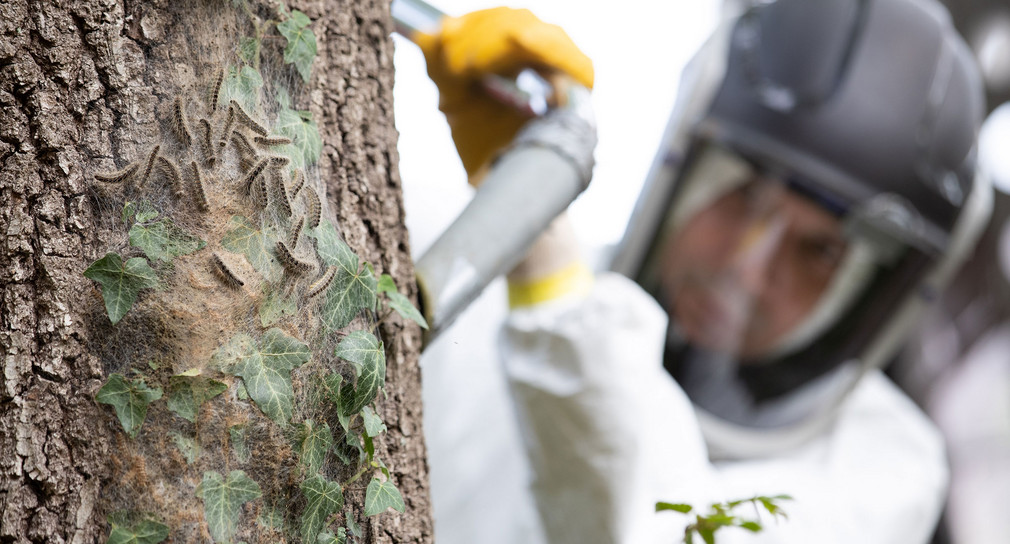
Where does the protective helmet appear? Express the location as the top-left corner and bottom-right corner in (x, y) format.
(611, 0), (992, 458)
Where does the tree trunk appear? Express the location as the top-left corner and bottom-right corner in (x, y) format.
(0, 0), (431, 542)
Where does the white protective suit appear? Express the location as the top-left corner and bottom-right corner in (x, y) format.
(422, 273), (948, 544)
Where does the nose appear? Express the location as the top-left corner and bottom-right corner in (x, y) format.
(728, 216), (787, 297)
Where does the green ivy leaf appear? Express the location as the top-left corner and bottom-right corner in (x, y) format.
(222, 215), (283, 283)
(278, 10), (317, 82)
(85, 253), (159, 324)
(300, 475), (344, 542)
(656, 502), (692, 514)
(274, 108), (322, 169)
(259, 287), (298, 327)
(317, 527), (347, 544)
(96, 374), (163, 438)
(335, 331), (385, 416)
(295, 420), (334, 474)
(229, 424), (251, 463)
(333, 430), (362, 466)
(167, 371), (227, 423)
(739, 521), (762, 532)
(257, 504), (286, 530)
(308, 222), (377, 330)
(170, 431), (198, 464)
(228, 328), (310, 424)
(106, 512), (170, 544)
(361, 406), (386, 438)
(196, 470), (262, 543)
(238, 37), (260, 65)
(346, 516), (362, 538)
(129, 219), (205, 263)
(221, 65), (263, 114)
(385, 290), (428, 330)
(321, 372), (352, 432)
(363, 478), (404, 516)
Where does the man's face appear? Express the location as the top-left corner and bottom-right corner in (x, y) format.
(660, 178), (848, 360)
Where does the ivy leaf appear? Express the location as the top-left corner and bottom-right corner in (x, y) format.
(278, 10), (317, 82)
(361, 406), (386, 437)
(656, 502), (693, 514)
(167, 371), (227, 423)
(96, 374), (162, 438)
(222, 215), (283, 283)
(335, 331), (385, 416)
(85, 253), (159, 324)
(295, 420), (334, 474)
(739, 521), (762, 532)
(363, 478), (404, 516)
(274, 108), (322, 170)
(196, 470), (262, 543)
(259, 287), (297, 326)
(170, 431), (198, 464)
(106, 512), (170, 544)
(378, 276), (428, 330)
(346, 516), (362, 538)
(321, 372), (352, 432)
(300, 475), (344, 542)
(129, 219), (205, 263)
(229, 424), (251, 463)
(333, 431), (362, 466)
(256, 503), (286, 530)
(229, 328), (310, 425)
(317, 528), (347, 544)
(221, 65), (263, 114)
(238, 37), (259, 65)
(308, 222), (376, 330)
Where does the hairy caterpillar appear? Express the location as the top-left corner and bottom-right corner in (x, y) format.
(242, 158), (269, 194)
(138, 145), (160, 187)
(254, 166), (270, 209)
(172, 96), (192, 147)
(229, 100), (268, 136)
(306, 265), (337, 298)
(254, 135), (292, 147)
(305, 187), (321, 229)
(156, 156), (183, 197)
(230, 131), (256, 159)
(275, 241), (312, 274)
(189, 161), (209, 211)
(288, 215), (305, 248)
(209, 68), (224, 112)
(268, 155), (290, 167)
(211, 253), (244, 288)
(218, 107), (235, 150)
(198, 118), (215, 166)
(273, 170), (292, 216)
(289, 169), (304, 198)
(94, 162), (138, 183)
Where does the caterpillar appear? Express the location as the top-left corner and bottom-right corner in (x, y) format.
(138, 145), (160, 187)
(254, 135), (292, 147)
(268, 155), (290, 167)
(230, 131), (256, 158)
(242, 158), (269, 194)
(254, 166), (270, 209)
(288, 215), (305, 248)
(190, 161), (209, 211)
(198, 118), (215, 166)
(306, 265), (337, 298)
(156, 156), (184, 197)
(218, 107), (235, 150)
(172, 96), (192, 147)
(229, 100), (268, 136)
(94, 162), (138, 183)
(209, 68), (224, 112)
(273, 170), (292, 216)
(275, 241), (312, 274)
(288, 169), (304, 198)
(211, 253), (244, 288)
(305, 187), (321, 229)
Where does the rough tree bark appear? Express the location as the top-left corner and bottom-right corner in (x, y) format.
(0, 0), (431, 542)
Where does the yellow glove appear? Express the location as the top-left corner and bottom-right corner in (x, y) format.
(415, 7), (594, 185)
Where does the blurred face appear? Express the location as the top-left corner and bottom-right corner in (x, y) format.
(660, 178), (848, 360)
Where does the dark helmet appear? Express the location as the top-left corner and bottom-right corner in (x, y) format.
(612, 0), (991, 457)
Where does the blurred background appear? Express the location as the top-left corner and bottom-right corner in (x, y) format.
(390, 1), (1010, 543)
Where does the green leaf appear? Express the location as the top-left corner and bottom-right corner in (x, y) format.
(222, 216), (283, 283)
(106, 512), (170, 544)
(300, 475), (344, 542)
(321, 372), (352, 432)
(384, 290), (428, 329)
(196, 470), (262, 543)
(308, 223), (377, 330)
(363, 478), (404, 516)
(317, 528), (347, 544)
(376, 274), (396, 294)
(656, 502), (692, 514)
(333, 431), (362, 466)
(129, 219), (205, 263)
(211, 333), (257, 372)
(256, 503), (286, 530)
(361, 406), (386, 438)
(346, 516), (362, 538)
(170, 431), (198, 464)
(739, 521), (762, 532)
(259, 287), (297, 326)
(699, 528), (715, 544)
(229, 329), (311, 424)
(274, 108), (322, 169)
(96, 374), (162, 437)
(167, 372), (227, 423)
(335, 331), (385, 416)
(230, 424), (251, 463)
(85, 253), (159, 324)
(295, 420), (334, 474)
(221, 65), (263, 114)
(278, 10), (317, 82)
(238, 37), (259, 65)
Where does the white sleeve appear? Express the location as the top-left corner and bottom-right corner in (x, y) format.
(500, 273), (715, 544)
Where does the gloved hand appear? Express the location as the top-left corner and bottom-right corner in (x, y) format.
(415, 7), (594, 185)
